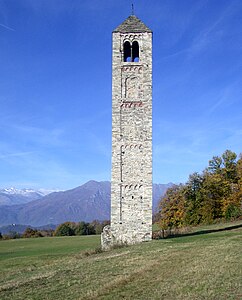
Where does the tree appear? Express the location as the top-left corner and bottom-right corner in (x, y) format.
(158, 185), (186, 230)
(75, 221), (88, 235)
(208, 156), (222, 175)
(222, 150), (237, 182)
(75, 221), (96, 235)
(23, 228), (43, 238)
(90, 220), (110, 234)
(155, 150), (242, 228)
(54, 222), (76, 236)
(39, 229), (54, 237)
(7, 231), (21, 239)
(236, 154), (242, 179)
(222, 154), (242, 220)
(86, 223), (95, 235)
(184, 172), (204, 225)
(208, 150), (237, 182)
(200, 172), (231, 223)
(90, 220), (102, 234)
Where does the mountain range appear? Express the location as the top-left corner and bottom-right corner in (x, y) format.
(0, 188), (58, 206)
(0, 181), (173, 227)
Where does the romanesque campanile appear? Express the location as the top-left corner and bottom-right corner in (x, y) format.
(102, 14), (152, 249)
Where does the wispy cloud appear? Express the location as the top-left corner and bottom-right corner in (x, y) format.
(0, 23), (15, 31)
(188, 2), (240, 57)
(7, 123), (66, 148)
(159, 1), (240, 63)
(206, 79), (242, 115)
(0, 151), (34, 159)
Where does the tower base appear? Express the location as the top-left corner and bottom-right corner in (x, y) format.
(101, 225), (152, 251)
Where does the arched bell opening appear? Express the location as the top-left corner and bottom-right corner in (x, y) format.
(123, 41), (131, 62)
(132, 41), (139, 62)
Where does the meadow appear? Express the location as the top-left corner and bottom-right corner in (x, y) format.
(0, 222), (241, 300)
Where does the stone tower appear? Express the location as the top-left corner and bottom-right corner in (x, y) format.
(102, 15), (152, 249)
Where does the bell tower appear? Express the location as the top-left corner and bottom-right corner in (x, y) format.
(102, 14), (152, 249)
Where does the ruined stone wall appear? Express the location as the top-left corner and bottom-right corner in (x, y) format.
(102, 31), (152, 249)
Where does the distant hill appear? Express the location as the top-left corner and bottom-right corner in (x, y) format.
(153, 183), (173, 211)
(0, 224), (57, 235)
(0, 181), (173, 227)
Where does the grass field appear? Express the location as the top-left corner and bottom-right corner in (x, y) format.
(0, 222), (241, 300)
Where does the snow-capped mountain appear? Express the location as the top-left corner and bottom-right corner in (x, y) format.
(0, 188), (58, 206)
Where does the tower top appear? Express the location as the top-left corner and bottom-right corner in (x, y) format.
(113, 15), (152, 33)
(131, 4), (134, 16)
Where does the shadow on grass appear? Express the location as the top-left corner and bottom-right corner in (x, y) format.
(165, 223), (242, 239)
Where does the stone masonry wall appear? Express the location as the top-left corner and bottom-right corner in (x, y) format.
(102, 30), (152, 249)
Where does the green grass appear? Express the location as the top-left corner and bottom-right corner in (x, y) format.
(0, 223), (241, 300)
(0, 235), (100, 261)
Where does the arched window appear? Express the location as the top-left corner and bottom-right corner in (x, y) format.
(132, 41), (139, 62)
(123, 41), (140, 62)
(123, 41), (131, 62)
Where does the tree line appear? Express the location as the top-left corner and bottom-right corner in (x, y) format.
(54, 220), (109, 236)
(0, 220), (109, 240)
(154, 150), (242, 234)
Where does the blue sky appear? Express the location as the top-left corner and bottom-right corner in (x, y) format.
(0, 0), (241, 190)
